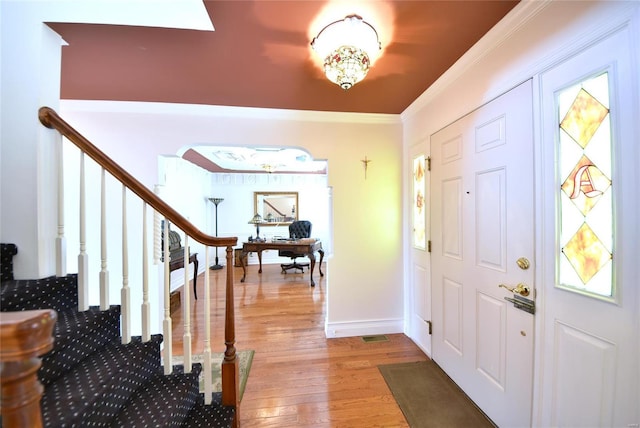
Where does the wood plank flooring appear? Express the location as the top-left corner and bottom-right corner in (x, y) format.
(171, 263), (428, 427)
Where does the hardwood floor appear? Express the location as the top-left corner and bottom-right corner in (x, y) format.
(171, 262), (428, 427)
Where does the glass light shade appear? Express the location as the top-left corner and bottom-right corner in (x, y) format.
(248, 214), (263, 224)
(311, 15), (381, 90)
(323, 45), (370, 90)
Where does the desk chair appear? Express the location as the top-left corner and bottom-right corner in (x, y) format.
(280, 220), (312, 273)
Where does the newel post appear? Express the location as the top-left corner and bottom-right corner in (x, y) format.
(0, 309), (57, 428)
(221, 245), (239, 409)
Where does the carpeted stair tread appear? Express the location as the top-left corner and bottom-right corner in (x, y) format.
(41, 335), (163, 427)
(1, 243), (236, 427)
(39, 305), (122, 386)
(110, 364), (202, 427)
(181, 393), (235, 428)
(0, 243), (18, 281)
(0, 274), (78, 313)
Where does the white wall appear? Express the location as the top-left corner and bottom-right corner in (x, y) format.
(0, 0), (213, 278)
(202, 172), (331, 263)
(159, 156), (331, 269)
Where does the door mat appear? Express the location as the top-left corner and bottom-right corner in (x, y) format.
(378, 360), (495, 428)
(167, 350), (254, 401)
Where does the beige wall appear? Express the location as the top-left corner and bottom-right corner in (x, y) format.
(61, 101), (404, 337)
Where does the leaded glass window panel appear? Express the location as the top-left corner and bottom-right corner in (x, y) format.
(413, 155), (426, 250)
(558, 72), (613, 298)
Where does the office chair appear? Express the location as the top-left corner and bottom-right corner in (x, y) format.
(280, 220), (312, 273)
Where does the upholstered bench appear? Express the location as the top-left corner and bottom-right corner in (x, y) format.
(169, 252), (199, 299)
(162, 228), (199, 300)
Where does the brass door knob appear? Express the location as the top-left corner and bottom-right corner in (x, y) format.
(498, 283), (530, 297)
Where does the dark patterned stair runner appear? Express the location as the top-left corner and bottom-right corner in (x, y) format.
(0, 243), (234, 427)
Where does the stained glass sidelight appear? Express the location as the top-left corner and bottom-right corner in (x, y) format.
(413, 155), (426, 250)
(558, 72), (613, 297)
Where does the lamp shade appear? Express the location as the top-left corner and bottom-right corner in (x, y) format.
(311, 15), (381, 90)
(248, 214), (263, 224)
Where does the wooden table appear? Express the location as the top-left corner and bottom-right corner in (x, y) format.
(240, 240), (324, 286)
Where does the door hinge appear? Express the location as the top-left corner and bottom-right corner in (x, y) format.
(427, 156), (431, 171)
(427, 240), (431, 252)
(426, 320), (432, 335)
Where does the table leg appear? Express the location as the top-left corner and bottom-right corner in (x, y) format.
(308, 252), (317, 287)
(318, 249), (325, 277)
(192, 256), (199, 300)
(257, 250), (263, 273)
(240, 251), (248, 283)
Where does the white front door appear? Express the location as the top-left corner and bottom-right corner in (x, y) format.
(536, 25), (639, 427)
(431, 80), (535, 427)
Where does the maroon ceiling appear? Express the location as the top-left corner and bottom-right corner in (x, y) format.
(48, 1), (518, 115)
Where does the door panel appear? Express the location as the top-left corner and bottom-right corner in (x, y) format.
(443, 277), (463, 354)
(538, 26), (638, 427)
(552, 322), (617, 426)
(431, 80), (535, 427)
(476, 293), (506, 387)
(476, 168), (506, 269)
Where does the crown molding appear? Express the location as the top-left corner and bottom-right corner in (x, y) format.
(401, 0), (550, 120)
(61, 100), (401, 126)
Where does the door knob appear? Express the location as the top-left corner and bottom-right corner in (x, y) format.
(498, 283), (530, 297)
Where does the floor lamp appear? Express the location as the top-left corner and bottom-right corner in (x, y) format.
(208, 197), (224, 270)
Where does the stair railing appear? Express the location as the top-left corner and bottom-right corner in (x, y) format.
(37, 107), (240, 410)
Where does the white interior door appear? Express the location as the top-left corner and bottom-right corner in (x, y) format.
(536, 26), (639, 427)
(431, 80), (535, 427)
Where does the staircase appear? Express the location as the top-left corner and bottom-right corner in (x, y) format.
(1, 243), (235, 427)
(0, 107), (240, 427)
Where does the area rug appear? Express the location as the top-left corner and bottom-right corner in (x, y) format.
(378, 360), (495, 428)
(167, 350), (254, 401)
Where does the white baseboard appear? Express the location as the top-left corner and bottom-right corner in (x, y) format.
(325, 318), (404, 338)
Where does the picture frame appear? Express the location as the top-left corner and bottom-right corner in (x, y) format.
(254, 191), (299, 226)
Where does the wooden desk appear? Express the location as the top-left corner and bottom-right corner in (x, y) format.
(169, 252), (199, 299)
(241, 240), (324, 286)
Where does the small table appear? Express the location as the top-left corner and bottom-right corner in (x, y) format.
(240, 240), (324, 286)
(169, 252), (199, 299)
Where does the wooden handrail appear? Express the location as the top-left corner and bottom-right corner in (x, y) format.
(0, 310), (57, 428)
(38, 106), (237, 248)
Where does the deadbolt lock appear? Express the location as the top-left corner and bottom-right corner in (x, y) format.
(516, 257), (530, 270)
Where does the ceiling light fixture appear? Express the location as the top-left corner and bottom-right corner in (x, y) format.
(311, 14), (381, 90)
(261, 163), (278, 174)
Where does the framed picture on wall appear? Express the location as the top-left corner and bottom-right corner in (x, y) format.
(254, 191), (299, 225)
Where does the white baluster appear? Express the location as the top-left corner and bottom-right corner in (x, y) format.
(183, 235), (192, 373)
(99, 168), (109, 311)
(203, 245), (212, 404)
(78, 152), (89, 311)
(163, 219), (173, 375)
(56, 134), (66, 277)
(153, 211), (161, 265)
(141, 203), (150, 342)
(153, 185), (161, 264)
(121, 185), (131, 344)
